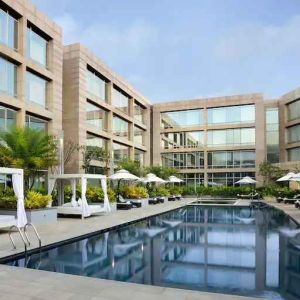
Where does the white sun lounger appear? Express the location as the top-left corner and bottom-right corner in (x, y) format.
(57, 203), (106, 217)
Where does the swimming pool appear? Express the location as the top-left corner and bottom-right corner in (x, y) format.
(3, 205), (300, 300)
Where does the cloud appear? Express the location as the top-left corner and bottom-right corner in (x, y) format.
(214, 15), (300, 62)
(55, 13), (158, 63)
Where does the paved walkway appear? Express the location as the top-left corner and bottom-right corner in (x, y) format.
(0, 199), (192, 259)
(266, 197), (300, 225)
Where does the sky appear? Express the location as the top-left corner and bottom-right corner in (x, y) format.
(31, 0), (300, 103)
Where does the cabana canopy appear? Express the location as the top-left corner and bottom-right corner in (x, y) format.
(290, 173), (300, 182)
(0, 167), (27, 228)
(109, 169), (140, 181)
(48, 174), (111, 216)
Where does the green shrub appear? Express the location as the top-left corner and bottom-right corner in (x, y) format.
(63, 184), (116, 203)
(0, 187), (17, 209)
(25, 191), (52, 209)
(121, 185), (149, 199)
(147, 186), (170, 197)
(167, 186), (184, 196)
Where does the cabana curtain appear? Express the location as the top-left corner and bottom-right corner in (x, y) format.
(12, 172), (27, 228)
(101, 178), (111, 213)
(81, 177), (91, 217)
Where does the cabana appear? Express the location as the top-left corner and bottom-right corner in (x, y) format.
(0, 167), (27, 228)
(48, 174), (111, 219)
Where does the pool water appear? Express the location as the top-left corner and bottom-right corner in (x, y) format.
(4, 206), (300, 300)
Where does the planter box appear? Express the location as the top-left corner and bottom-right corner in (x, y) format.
(0, 208), (57, 225)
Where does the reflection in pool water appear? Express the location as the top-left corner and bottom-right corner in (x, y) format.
(6, 206), (300, 300)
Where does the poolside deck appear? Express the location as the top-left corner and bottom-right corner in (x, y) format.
(266, 197), (300, 225)
(0, 198), (261, 300)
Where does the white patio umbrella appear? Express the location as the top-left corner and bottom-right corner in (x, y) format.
(140, 173), (165, 184)
(235, 176), (257, 185)
(290, 173), (300, 182)
(109, 169), (140, 197)
(109, 169), (140, 181)
(277, 172), (295, 182)
(168, 175), (184, 183)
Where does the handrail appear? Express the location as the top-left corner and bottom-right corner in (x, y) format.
(8, 225), (27, 252)
(24, 223), (42, 249)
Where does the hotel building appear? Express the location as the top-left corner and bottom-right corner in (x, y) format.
(0, 0), (300, 186)
(62, 44), (151, 174)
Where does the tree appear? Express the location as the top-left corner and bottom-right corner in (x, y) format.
(117, 158), (145, 177)
(145, 165), (178, 180)
(81, 146), (110, 175)
(259, 161), (286, 185)
(0, 126), (58, 190)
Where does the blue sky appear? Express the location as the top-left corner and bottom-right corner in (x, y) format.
(32, 0), (300, 102)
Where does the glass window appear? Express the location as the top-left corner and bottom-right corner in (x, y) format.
(161, 131), (204, 149)
(86, 68), (106, 100)
(134, 101), (145, 124)
(288, 147), (300, 162)
(0, 56), (17, 96)
(27, 27), (47, 67)
(0, 8), (18, 49)
(182, 173), (204, 186)
(0, 106), (16, 131)
(287, 124), (300, 144)
(112, 87), (129, 114)
(287, 99), (300, 121)
(266, 108), (279, 163)
(25, 115), (47, 131)
(86, 133), (107, 149)
(134, 126), (144, 145)
(134, 148), (145, 165)
(26, 71), (47, 107)
(113, 142), (129, 162)
(208, 104), (255, 125)
(208, 151), (255, 169)
(113, 116), (129, 140)
(161, 152), (204, 169)
(208, 172), (255, 186)
(161, 109), (204, 128)
(86, 102), (107, 131)
(207, 128), (255, 146)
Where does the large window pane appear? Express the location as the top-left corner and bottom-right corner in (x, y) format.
(113, 116), (129, 140)
(26, 71), (47, 107)
(134, 101), (145, 124)
(86, 102), (107, 131)
(287, 99), (300, 121)
(208, 105), (255, 125)
(25, 115), (47, 131)
(0, 106), (16, 131)
(86, 68), (106, 100)
(0, 8), (17, 49)
(207, 128), (255, 146)
(287, 124), (300, 144)
(0, 56), (17, 96)
(27, 27), (47, 67)
(113, 142), (129, 162)
(266, 108), (279, 163)
(161, 152), (204, 169)
(208, 151), (255, 168)
(134, 149), (145, 165)
(161, 131), (204, 149)
(112, 87), (129, 114)
(288, 147), (300, 162)
(161, 109), (204, 128)
(86, 133), (107, 150)
(134, 126), (144, 145)
(208, 172), (255, 186)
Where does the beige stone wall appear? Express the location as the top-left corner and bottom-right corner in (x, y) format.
(0, 0), (63, 137)
(63, 44), (151, 174)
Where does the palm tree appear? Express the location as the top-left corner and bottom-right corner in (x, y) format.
(0, 126), (58, 190)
